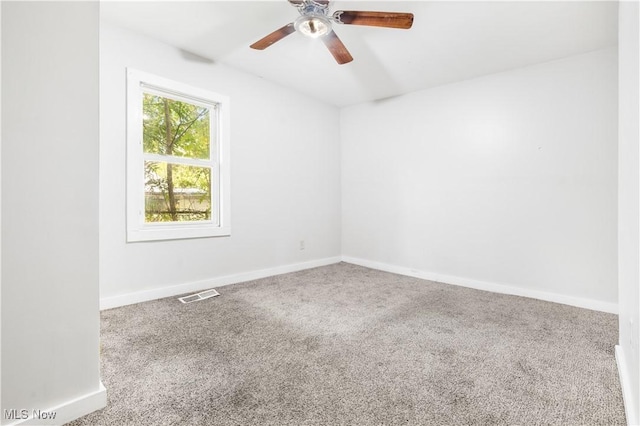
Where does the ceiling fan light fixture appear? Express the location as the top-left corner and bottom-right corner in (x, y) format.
(295, 15), (331, 38)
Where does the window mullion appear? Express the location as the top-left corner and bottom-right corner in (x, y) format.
(143, 153), (214, 168)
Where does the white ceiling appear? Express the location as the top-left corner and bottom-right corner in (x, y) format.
(101, 1), (618, 107)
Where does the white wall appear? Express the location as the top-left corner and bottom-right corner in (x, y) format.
(100, 24), (341, 306)
(617, 2), (640, 424)
(341, 48), (618, 312)
(1, 2), (105, 425)
(0, 0), (3, 415)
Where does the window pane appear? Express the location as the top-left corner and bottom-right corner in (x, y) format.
(142, 94), (211, 160)
(145, 161), (212, 222)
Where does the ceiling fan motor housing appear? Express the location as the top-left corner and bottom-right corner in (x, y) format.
(297, 0), (330, 15)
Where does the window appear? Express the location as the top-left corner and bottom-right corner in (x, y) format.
(126, 69), (230, 242)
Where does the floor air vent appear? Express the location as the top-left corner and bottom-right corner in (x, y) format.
(178, 289), (220, 304)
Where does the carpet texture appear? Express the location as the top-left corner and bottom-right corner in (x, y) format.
(69, 263), (625, 425)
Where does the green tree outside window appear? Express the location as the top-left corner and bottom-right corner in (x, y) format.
(142, 94), (213, 222)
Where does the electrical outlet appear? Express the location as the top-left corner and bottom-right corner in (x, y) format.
(300, 240), (305, 250)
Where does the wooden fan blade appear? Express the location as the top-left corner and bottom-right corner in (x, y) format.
(250, 23), (296, 50)
(321, 30), (353, 65)
(333, 11), (414, 29)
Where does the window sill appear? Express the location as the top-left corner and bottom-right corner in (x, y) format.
(127, 225), (231, 242)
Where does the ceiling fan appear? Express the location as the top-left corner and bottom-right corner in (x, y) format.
(250, 0), (414, 65)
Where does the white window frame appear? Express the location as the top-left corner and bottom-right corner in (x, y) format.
(126, 68), (230, 242)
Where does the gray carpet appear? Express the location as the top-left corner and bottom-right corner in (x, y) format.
(69, 262), (625, 425)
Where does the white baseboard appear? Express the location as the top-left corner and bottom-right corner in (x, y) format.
(100, 257), (342, 310)
(341, 256), (618, 314)
(101, 254), (618, 314)
(616, 345), (638, 426)
(4, 382), (106, 426)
